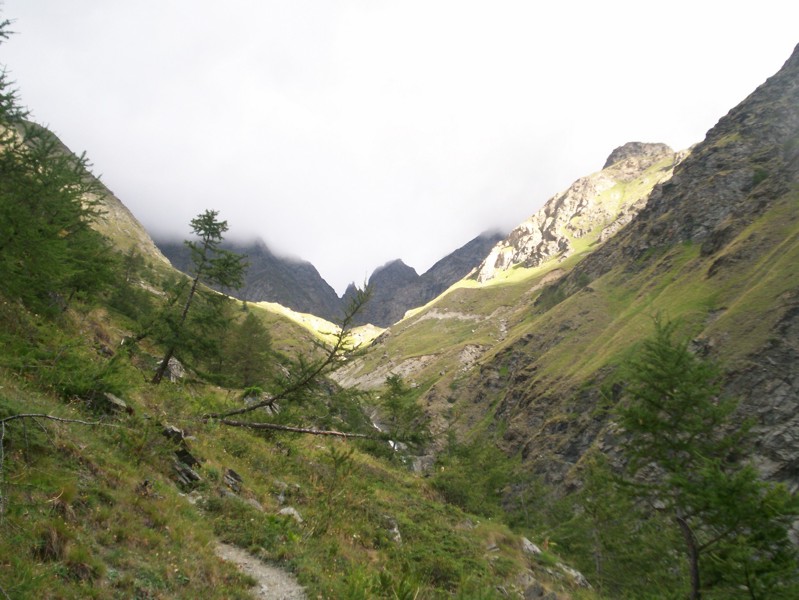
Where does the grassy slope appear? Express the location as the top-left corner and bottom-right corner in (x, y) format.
(0, 292), (595, 599)
(334, 170), (664, 448)
(322, 182), (799, 597)
(252, 300), (384, 353)
(338, 154), (681, 395)
(341, 178), (799, 470)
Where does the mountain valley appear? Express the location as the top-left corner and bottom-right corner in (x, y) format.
(1, 21), (798, 599)
(156, 230), (506, 328)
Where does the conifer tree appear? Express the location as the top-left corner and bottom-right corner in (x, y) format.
(224, 311), (272, 387)
(0, 19), (114, 313)
(152, 210), (246, 384)
(381, 374), (429, 447)
(617, 318), (799, 599)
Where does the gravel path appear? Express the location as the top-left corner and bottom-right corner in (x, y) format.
(215, 542), (307, 599)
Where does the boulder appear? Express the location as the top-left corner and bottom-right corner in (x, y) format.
(278, 506), (304, 524)
(94, 392), (133, 414)
(163, 425), (202, 477)
(521, 537), (543, 556)
(223, 468), (243, 493)
(173, 459), (201, 487)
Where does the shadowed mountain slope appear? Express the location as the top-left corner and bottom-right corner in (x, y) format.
(158, 232), (504, 328)
(343, 231), (506, 327)
(156, 238), (344, 322)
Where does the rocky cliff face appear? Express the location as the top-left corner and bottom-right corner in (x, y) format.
(156, 238), (343, 322)
(346, 231), (505, 327)
(476, 142), (682, 282)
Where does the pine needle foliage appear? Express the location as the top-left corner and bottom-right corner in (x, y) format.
(0, 28), (115, 315)
(151, 210), (247, 384)
(616, 317), (799, 599)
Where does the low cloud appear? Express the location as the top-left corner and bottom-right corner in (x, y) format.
(4, 1), (798, 293)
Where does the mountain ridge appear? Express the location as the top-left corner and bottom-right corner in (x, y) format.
(344, 231), (506, 327)
(157, 230), (506, 328)
(155, 237), (345, 322)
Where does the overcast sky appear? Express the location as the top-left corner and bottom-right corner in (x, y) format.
(3, 1), (798, 294)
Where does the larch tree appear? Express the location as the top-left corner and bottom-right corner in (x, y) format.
(224, 311), (272, 388)
(151, 210), (247, 384)
(616, 318), (799, 599)
(0, 18), (115, 314)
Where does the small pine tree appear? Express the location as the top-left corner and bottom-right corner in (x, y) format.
(616, 318), (799, 599)
(381, 374), (429, 447)
(224, 312), (272, 387)
(552, 454), (682, 598)
(152, 210), (246, 384)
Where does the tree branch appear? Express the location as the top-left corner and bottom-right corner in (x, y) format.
(0, 413), (122, 427)
(697, 523), (738, 553)
(216, 418), (380, 440)
(205, 287), (371, 420)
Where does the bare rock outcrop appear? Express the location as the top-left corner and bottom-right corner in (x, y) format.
(476, 142), (682, 283)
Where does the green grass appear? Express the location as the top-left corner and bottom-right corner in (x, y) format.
(0, 293), (587, 599)
(368, 185), (799, 409)
(0, 375), (249, 599)
(333, 175), (799, 599)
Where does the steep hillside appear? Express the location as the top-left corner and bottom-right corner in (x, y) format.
(325, 49), (799, 597)
(2, 122), (170, 269)
(333, 142), (685, 391)
(338, 43), (799, 496)
(86, 179), (170, 269)
(3, 60), (588, 596)
(1, 125), (580, 600)
(513, 39), (799, 485)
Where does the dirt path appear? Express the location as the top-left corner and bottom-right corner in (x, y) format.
(215, 542), (307, 599)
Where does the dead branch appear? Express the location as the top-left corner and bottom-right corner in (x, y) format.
(216, 418), (381, 440)
(0, 413), (122, 427)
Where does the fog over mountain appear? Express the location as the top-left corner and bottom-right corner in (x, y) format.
(3, 1), (798, 293)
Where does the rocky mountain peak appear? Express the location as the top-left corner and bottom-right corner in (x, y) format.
(475, 141), (683, 283)
(602, 141), (674, 169)
(370, 259), (419, 286)
(343, 232), (505, 327)
(602, 42), (799, 262)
